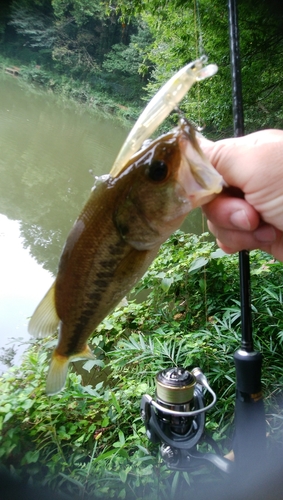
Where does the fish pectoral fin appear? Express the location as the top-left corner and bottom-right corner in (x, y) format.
(117, 296), (128, 308)
(28, 281), (60, 338)
(46, 352), (70, 396)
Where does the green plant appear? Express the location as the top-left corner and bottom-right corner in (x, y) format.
(1, 231), (283, 498)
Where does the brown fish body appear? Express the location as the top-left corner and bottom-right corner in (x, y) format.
(28, 119), (223, 394)
(54, 181), (160, 358)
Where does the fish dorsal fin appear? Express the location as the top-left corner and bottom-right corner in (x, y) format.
(28, 281), (60, 338)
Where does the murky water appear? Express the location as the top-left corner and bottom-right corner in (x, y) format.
(0, 73), (207, 371)
(0, 74), (129, 370)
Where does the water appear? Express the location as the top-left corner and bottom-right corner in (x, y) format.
(0, 74), (129, 371)
(0, 73), (208, 372)
(0, 214), (53, 367)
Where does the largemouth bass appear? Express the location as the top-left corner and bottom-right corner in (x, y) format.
(28, 118), (223, 395)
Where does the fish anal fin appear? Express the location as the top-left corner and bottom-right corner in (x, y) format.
(28, 281), (59, 338)
(70, 344), (96, 362)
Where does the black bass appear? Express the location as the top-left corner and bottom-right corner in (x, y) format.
(28, 118), (223, 395)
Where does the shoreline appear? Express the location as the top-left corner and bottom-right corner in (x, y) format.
(0, 55), (141, 127)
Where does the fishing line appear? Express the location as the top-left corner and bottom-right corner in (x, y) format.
(194, 0), (206, 131)
(195, 0), (205, 58)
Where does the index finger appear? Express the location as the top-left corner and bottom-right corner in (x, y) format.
(198, 130), (283, 192)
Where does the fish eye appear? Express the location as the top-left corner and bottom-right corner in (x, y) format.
(147, 160), (168, 182)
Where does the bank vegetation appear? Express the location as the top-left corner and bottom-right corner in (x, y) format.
(0, 0), (283, 134)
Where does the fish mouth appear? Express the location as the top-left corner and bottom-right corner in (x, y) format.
(177, 134), (224, 208)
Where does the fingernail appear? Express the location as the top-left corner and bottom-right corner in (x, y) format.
(255, 226), (276, 242)
(230, 209), (251, 230)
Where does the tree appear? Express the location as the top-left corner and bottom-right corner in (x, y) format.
(100, 20), (152, 100)
(9, 4), (56, 49)
(113, 0), (283, 135)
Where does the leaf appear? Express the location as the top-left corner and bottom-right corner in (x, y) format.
(161, 277), (174, 292)
(155, 327), (165, 335)
(110, 392), (122, 414)
(24, 450), (40, 464)
(3, 411), (13, 424)
(95, 381), (104, 391)
(81, 385), (99, 396)
(102, 318), (115, 330)
(156, 271), (166, 278)
(82, 359), (104, 372)
(112, 441), (122, 448)
(22, 399), (34, 411)
(171, 471), (180, 497)
(0, 403), (12, 414)
(118, 430), (125, 446)
(93, 449), (117, 462)
(188, 257), (208, 273)
(59, 473), (84, 488)
(211, 248), (227, 259)
(119, 469), (128, 483)
(101, 416), (109, 427)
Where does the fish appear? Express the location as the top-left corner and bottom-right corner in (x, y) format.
(28, 117), (223, 395)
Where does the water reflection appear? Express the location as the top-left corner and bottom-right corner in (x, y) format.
(0, 74), (129, 275)
(0, 214), (53, 371)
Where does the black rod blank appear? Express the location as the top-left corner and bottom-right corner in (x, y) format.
(228, 0), (266, 473)
(228, 0), (253, 351)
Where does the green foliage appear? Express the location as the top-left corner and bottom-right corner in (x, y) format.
(52, 0), (105, 26)
(100, 21), (152, 102)
(9, 4), (56, 50)
(140, 0), (283, 135)
(103, 21), (152, 77)
(1, 231), (283, 497)
(3, 0), (283, 132)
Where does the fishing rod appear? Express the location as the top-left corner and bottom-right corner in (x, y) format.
(140, 0), (267, 478)
(228, 0), (266, 475)
(141, 0), (266, 479)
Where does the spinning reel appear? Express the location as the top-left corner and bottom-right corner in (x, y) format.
(141, 366), (232, 473)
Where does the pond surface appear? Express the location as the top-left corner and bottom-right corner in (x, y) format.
(0, 73), (207, 371)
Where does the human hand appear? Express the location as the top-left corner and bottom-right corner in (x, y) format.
(199, 129), (283, 261)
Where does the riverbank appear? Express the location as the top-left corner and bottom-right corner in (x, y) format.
(0, 55), (142, 126)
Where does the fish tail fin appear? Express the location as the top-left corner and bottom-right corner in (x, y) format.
(46, 351), (70, 396)
(46, 344), (95, 395)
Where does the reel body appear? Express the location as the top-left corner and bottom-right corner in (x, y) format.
(141, 367), (232, 473)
